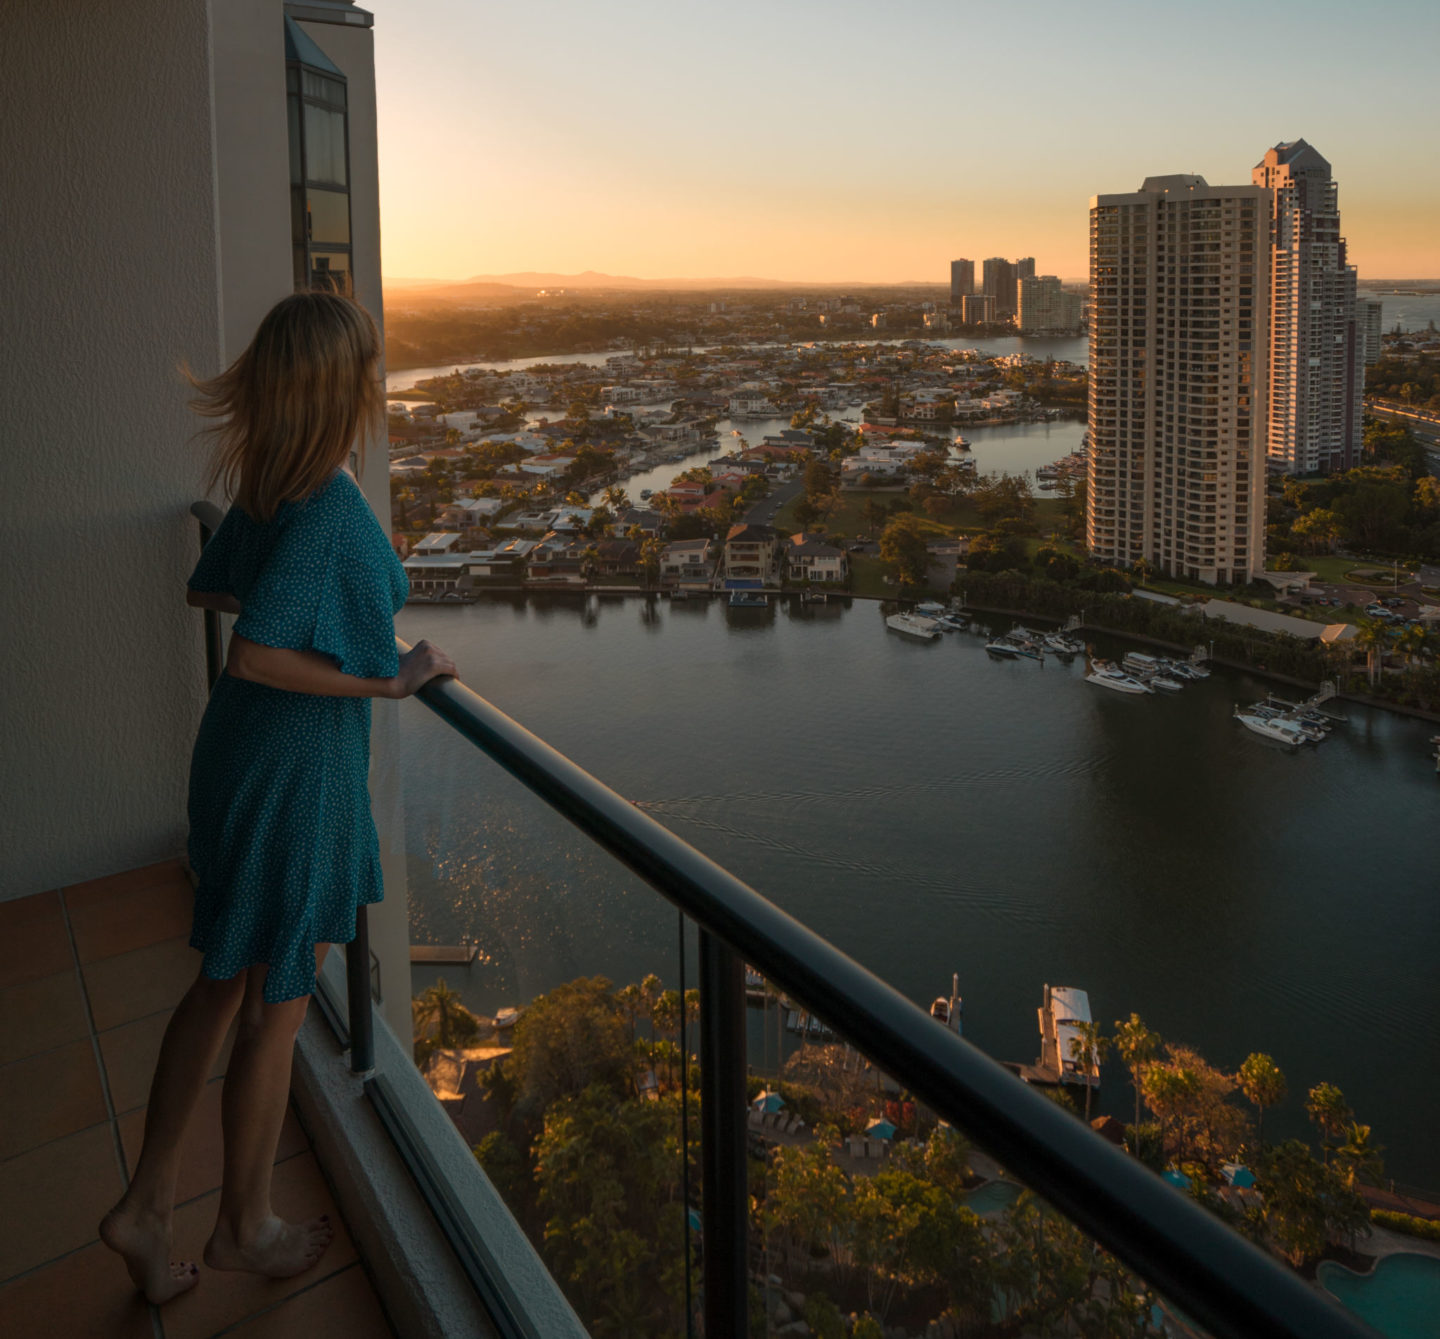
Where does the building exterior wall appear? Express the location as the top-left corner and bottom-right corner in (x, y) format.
(949, 258), (974, 303)
(1253, 142), (1362, 475)
(2, 3), (224, 896)
(1016, 275), (1083, 333)
(1087, 176), (1269, 585)
(1358, 299), (1383, 366)
(1, 0), (412, 1039)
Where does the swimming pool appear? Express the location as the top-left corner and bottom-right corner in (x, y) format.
(962, 1180), (1022, 1216)
(1317, 1252), (1440, 1338)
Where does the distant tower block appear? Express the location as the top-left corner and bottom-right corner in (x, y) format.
(949, 258), (974, 305)
(1253, 141), (1362, 474)
(1087, 174), (1269, 586)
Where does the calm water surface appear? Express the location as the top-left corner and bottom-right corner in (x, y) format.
(397, 598), (1440, 1185)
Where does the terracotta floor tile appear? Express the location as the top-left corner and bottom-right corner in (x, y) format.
(163, 1153), (355, 1339)
(116, 1078), (308, 1208)
(0, 968), (89, 1066)
(0, 1240), (154, 1339)
(63, 859), (189, 905)
(0, 1123), (124, 1282)
(0, 1037), (109, 1161)
(85, 938), (202, 1032)
(99, 1011), (234, 1116)
(220, 1263), (394, 1339)
(69, 875), (195, 965)
(0, 891), (74, 991)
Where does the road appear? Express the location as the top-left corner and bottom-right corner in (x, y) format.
(740, 478), (804, 527)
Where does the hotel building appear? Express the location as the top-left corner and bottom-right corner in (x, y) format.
(1087, 175), (1269, 585)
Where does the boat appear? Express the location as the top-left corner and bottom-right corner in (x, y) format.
(914, 601), (948, 618)
(1150, 674), (1184, 692)
(1039, 984), (1099, 1088)
(1043, 632), (1084, 657)
(1003, 630), (1045, 660)
(887, 612), (941, 641)
(639, 489), (653, 499)
(984, 639), (1020, 658)
(1234, 708), (1305, 746)
(1085, 659), (1152, 694)
(494, 1005), (524, 1030)
(1164, 659), (1203, 681)
(1249, 704), (1325, 741)
(930, 973), (963, 1035)
(800, 590), (829, 604)
(1121, 651), (1165, 677)
(952, 436), (972, 450)
(729, 590), (769, 608)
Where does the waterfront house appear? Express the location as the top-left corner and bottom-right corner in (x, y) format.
(720, 523), (782, 587)
(660, 538), (717, 587)
(439, 496), (504, 531)
(414, 531), (462, 556)
(403, 551), (473, 597)
(525, 535), (587, 586)
(593, 539), (640, 577)
(786, 533), (849, 584)
(728, 391), (777, 418)
(617, 508), (666, 537)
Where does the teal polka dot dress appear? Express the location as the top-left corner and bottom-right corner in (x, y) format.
(186, 471), (409, 1002)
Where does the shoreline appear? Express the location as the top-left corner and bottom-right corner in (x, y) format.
(409, 587), (1440, 726)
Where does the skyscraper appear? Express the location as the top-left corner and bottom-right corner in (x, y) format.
(949, 258), (975, 305)
(1016, 275), (1083, 333)
(983, 258), (1016, 321)
(1087, 175), (1269, 585)
(1358, 298), (1383, 367)
(1252, 141), (1362, 474)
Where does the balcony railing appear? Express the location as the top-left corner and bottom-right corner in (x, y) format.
(191, 501), (1378, 1339)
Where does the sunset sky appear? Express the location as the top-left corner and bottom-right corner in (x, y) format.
(375, 0), (1439, 284)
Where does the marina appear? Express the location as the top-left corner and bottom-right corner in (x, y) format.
(398, 596), (1440, 1186)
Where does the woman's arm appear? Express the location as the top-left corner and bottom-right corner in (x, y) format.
(187, 589), (243, 615)
(226, 634), (456, 700)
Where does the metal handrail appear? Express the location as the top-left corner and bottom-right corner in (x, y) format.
(405, 644), (1376, 1339)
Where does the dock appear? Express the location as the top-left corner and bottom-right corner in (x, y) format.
(409, 944), (479, 965)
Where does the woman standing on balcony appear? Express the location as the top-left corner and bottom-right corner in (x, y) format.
(101, 292), (455, 1304)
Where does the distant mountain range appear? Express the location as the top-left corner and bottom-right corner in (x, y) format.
(384, 270), (945, 297)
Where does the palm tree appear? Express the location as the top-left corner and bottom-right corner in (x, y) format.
(1237, 1053), (1287, 1149)
(1395, 622), (1428, 667)
(411, 978), (480, 1067)
(1335, 1122), (1384, 1189)
(1112, 1014), (1161, 1147)
(1353, 618), (1390, 686)
(1305, 1082), (1353, 1166)
(1067, 1021), (1108, 1122)
(603, 485), (631, 513)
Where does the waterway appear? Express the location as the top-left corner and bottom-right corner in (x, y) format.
(397, 597), (1440, 1186)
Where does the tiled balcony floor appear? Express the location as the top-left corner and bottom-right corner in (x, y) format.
(0, 863), (395, 1339)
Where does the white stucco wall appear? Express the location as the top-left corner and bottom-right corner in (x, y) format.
(1, 7), (412, 1044)
(0, 4), (223, 896)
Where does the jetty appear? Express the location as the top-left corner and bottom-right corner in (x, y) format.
(409, 944), (479, 965)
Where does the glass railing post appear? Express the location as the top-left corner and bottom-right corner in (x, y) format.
(698, 930), (746, 1339)
(347, 905), (375, 1074)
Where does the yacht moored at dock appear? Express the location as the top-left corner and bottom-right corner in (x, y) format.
(1038, 984), (1099, 1088)
(886, 612), (941, 641)
(1085, 659), (1152, 693)
(930, 974), (963, 1035)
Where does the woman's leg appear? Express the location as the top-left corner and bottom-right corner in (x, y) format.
(100, 967), (247, 1303)
(204, 957), (333, 1277)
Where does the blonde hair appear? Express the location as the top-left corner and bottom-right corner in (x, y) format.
(191, 292), (383, 521)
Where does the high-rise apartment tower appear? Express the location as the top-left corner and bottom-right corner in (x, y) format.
(950, 258), (975, 304)
(983, 258), (1016, 321)
(1087, 175), (1269, 585)
(1252, 141), (1362, 474)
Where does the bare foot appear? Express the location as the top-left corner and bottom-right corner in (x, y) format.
(99, 1202), (200, 1304)
(203, 1213), (333, 1278)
